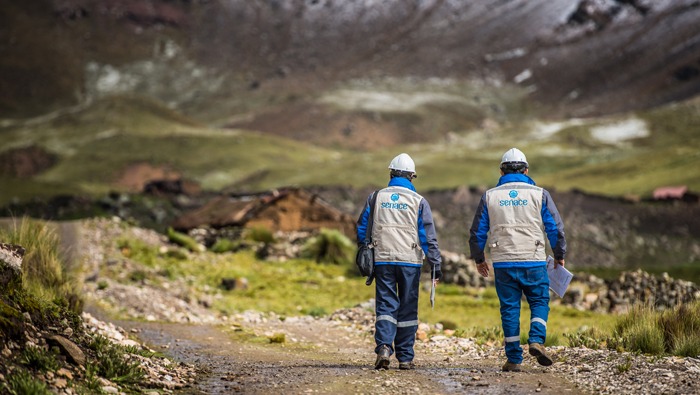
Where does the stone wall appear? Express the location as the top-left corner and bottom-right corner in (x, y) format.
(562, 269), (700, 313)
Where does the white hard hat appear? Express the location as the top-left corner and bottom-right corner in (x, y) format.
(500, 148), (528, 166)
(388, 153), (416, 173)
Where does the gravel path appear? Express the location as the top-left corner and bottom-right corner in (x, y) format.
(74, 219), (700, 394)
(109, 316), (582, 395)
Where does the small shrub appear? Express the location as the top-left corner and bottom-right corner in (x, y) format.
(20, 345), (60, 372)
(306, 307), (327, 317)
(544, 332), (561, 347)
(244, 226), (275, 244)
(122, 344), (158, 358)
(671, 332), (700, 357)
(658, 302), (700, 357)
(565, 327), (607, 349)
(0, 218), (83, 313)
(624, 319), (665, 354)
(167, 227), (203, 252)
(300, 228), (354, 265)
(129, 270), (148, 283)
(76, 363), (103, 394)
(612, 304), (665, 355)
(473, 326), (503, 345)
(268, 333), (286, 343)
(164, 248), (188, 260)
(89, 335), (145, 386)
(210, 238), (240, 254)
(97, 280), (109, 290)
(117, 238), (158, 264)
(616, 356), (633, 374)
(5, 369), (51, 395)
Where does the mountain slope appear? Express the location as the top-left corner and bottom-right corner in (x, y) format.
(2, 0), (700, 123)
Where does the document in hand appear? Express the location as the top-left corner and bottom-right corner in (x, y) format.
(547, 255), (573, 298)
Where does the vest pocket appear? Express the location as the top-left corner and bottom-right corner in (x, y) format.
(490, 224), (545, 261)
(374, 224), (422, 263)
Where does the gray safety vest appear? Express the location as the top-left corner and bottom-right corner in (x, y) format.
(370, 187), (425, 265)
(485, 182), (546, 262)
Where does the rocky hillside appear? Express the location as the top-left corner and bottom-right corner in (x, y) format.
(312, 185), (700, 273)
(2, 0), (700, 125)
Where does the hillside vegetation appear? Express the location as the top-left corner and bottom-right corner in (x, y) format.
(2, 93), (700, 206)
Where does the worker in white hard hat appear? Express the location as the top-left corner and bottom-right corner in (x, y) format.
(356, 153), (442, 370)
(468, 147), (567, 372)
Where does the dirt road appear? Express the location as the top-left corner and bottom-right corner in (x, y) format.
(111, 316), (582, 394)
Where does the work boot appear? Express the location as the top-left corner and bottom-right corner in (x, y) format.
(374, 345), (391, 370)
(398, 361), (415, 370)
(501, 361), (522, 372)
(528, 343), (553, 366)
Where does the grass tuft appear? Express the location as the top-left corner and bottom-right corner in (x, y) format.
(243, 226), (275, 244)
(89, 334), (146, 386)
(611, 302), (700, 356)
(268, 333), (286, 343)
(472, 326), (503, 345)
(565, 327), (608, 349)
(4, 369), (51, 395)
(166, 227), (203, 252)
(20, 345), (60, 372)
(300, 228), (354, 265)
(210, 238), (241, 253)
(0, 218), (83, 313)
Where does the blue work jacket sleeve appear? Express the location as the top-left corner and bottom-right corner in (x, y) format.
(541, 189), (567, 260)
(468, 194), (490, 264)
(356, 193), (373, 244)
(418, 198), (442, 269)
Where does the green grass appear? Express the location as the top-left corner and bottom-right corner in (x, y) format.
(20, 346), (61, 372)
(3, 369), (51, 395)
(110, 236), (615, 336)
(3, 93), (700, 205)
(0, 218), (83, 313)
(88, 335), (146, 387)
(243, 226), (275, 244)
(167, 227), (202, 252)
(611, 302), (700, 356)
(300, 228), (354, 265)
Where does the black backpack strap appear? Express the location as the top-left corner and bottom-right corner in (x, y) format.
(364, 190), (379, 244)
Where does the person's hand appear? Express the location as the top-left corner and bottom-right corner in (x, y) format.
(432, 268), (443, 283)
(476, 262), (490, 277)
(555, 259), (565, 267)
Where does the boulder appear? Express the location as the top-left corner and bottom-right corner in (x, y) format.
(46, 335), (86, 367)
(0, 243), (24, 290)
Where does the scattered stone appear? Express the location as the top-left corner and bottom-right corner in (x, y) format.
(54, 378), (68, 389)
(46, 335), (86, 367)
(56, 368), (74, 380)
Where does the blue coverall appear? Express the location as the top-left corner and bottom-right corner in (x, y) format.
(469, 173), (567, 364)
(357, 177), (442, 363)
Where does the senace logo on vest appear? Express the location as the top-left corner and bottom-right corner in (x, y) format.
(381, 193), (409, 210)
(499, 190), (529, 207)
